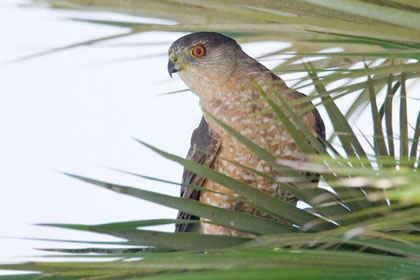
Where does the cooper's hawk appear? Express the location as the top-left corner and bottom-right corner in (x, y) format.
(168, 32), (325, 235)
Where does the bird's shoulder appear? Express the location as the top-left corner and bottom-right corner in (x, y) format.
(267, 74), (326, 142)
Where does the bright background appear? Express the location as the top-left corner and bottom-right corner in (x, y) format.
(2, 0), (419, 269)
(0, 0), (291, 264)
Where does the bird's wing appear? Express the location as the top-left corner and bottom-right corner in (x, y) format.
(312, 105), (326, 142)
(176, 117), (221, 232)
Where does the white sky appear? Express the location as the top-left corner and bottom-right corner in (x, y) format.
(0, 0), (291, 265)
(0, 0), (419, 270)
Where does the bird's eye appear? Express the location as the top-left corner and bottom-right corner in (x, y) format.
(191, 45), (205, 57)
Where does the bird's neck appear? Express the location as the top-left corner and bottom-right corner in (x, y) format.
(198, 69), (273, 137)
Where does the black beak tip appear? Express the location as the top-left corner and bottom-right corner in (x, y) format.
(168, 60), (177, 78)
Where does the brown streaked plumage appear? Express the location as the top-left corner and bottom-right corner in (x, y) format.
(168, 32), (325, 235)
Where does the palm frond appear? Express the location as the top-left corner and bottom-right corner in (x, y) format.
(3, 0), (420, 278)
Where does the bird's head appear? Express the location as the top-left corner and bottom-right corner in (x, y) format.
(167, 32), (241, 90)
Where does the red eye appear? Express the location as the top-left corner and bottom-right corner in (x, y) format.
(191, 45), (205, 57)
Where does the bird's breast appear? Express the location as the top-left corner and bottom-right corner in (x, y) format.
(196, 82), (318, 236)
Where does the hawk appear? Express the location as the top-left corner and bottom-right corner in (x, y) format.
(168, 32), (325, 235)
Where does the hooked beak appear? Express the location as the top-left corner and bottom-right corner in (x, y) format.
(168, 60), (177, 78)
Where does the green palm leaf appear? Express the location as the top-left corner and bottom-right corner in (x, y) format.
(3, 0), (420, 279)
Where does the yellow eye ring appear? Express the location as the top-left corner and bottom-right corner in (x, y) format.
(191, 45), (205, 57)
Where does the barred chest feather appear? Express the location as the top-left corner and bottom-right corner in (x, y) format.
(188, 71), (316, 236)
